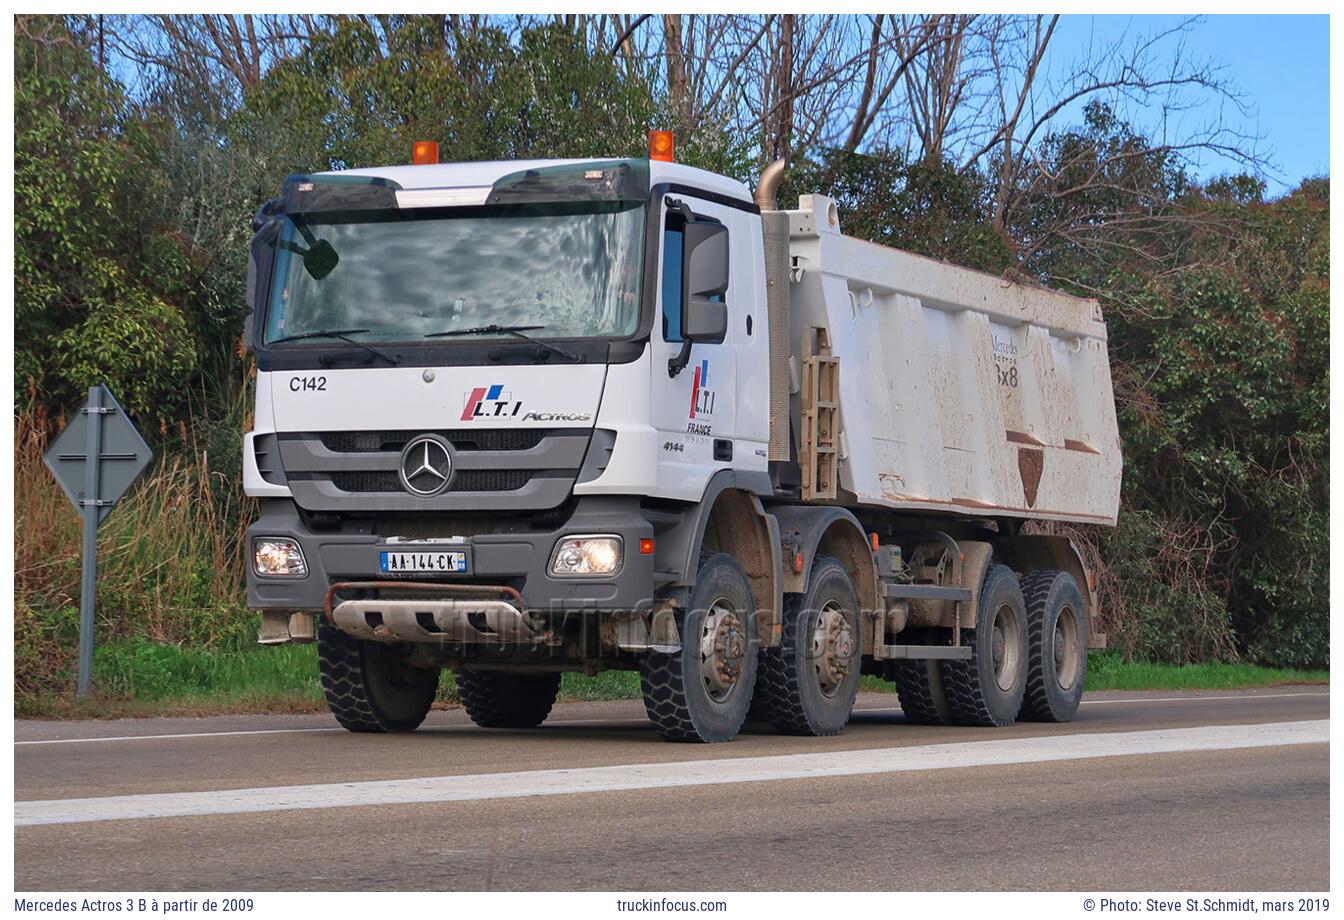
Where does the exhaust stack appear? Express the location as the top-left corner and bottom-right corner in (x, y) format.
(757, 158), (792, 463)
(754, 157), (788, 211)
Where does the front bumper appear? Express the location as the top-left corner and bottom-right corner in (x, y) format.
(246, 496), (656, 614)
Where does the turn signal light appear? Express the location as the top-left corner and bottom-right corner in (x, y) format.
(412, 140), (439, 165)
(648, 130), (674, 162)
(639, 538), (655, 555)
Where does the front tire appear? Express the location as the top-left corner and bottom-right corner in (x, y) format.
(941, 564), (1028, 727)
(640, 553), (759, 743)
(317, 621), (439, 732)
(457, 670), (561, 728)
(1018, 570), (1088, 722)
(755, 555), (861, 736)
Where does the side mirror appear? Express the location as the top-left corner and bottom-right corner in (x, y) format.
(683, 297), (727, 343)
(303, 239), (340, 280)
(683, 221), (729, 301)
(669, 219), (730, 377)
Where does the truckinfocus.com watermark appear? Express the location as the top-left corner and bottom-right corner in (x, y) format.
(615, 898), (729, 913)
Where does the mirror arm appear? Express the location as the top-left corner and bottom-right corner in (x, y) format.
(287, 213), (320, 248)
(665, 196), (693, 221)
(667, 338), (694, 378)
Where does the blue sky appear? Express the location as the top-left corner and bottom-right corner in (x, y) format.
(1051, 15), (1329, 196)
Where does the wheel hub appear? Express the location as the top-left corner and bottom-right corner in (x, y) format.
(991, 603), (1022, 692)
(812, 604), (854, 696)
(1053, 605), (1081, 691)
(700, 603), (747, 700)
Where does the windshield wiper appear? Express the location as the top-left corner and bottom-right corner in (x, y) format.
(269, 328), (401, 366)
(424, 324), (581, 363)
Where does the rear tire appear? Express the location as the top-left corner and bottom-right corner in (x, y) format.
(755, 555), (861, 736)
(317, 621), (439, 733)
(456, 670), (561, 728)
(889, 659), (951, 725)
(640, 553), (758, 743)
(941, 565), (1028, 727)
(1018, 570), (1088, 722)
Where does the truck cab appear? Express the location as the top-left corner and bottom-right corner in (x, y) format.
(247, 155), (766, 607)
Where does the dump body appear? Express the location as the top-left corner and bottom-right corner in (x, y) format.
(785, 194), (1122, 525)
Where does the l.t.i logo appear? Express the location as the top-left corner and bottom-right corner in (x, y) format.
(689, 359), (715, 418)
(462, 384), (522, 421)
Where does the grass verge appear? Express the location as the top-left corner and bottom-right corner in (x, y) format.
(14, 643), (1326, 720)
(1083, 652), (1328, 691)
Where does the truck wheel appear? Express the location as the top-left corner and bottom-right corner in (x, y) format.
(941, 564), (1028, 727)
(317, 620), (439, 733)
(640, 553), (758, 743)
(1018, 570), (1089, 722)
(888, 659), (951, 725)
(755, 555), (861, 736)
(456, 670), (561, 729)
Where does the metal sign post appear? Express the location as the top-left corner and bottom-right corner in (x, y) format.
(43, 385), (153, 698)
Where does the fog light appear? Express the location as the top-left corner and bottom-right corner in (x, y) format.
(550, 535), (623, 576)
(253, 538), (307, 577)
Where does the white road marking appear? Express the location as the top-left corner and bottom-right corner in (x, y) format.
(14, 719), (1327, 827)
(13, 690), (1328, 745)
(14, 727), (345, 746)
(850, 690), (1329, 714)
(1079, 691), (1329, 706)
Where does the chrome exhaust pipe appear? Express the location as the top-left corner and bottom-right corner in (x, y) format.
(754, 157), (788, 211)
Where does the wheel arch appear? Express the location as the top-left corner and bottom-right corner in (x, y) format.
(990, 534), (1097, 629)
(769, 505), (879, 618)
(653, 470), (781, 647)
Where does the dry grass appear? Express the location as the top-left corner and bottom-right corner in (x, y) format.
(14, 402), (254, 696)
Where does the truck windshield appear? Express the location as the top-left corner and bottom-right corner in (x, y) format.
(263, 202), (645, 344)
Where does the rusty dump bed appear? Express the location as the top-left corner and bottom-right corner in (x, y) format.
(784, 194), (1122, 525)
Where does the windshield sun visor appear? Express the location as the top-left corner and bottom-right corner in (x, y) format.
(281, 173), (403, 216)
(486, 160), (650, 207)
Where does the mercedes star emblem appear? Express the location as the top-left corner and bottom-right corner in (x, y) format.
(398, 435), (454, 496)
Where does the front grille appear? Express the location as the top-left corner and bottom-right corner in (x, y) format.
(453, 469), (535, 492)
(320, 429), (550, 453)
(330, 470), (534, 494)
(282, 427), (586, 511)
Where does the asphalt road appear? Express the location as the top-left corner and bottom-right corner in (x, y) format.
(14, 687), (1329, 891)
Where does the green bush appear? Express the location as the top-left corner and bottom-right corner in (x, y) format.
(780, 149), (1014, 273)
(1096, 511), (1235, 663)
(51, 290), (198, 421)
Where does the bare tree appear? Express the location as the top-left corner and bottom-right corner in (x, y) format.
(108, 15), (324, 104)
(975, 15), (1059, 230)
(103, 12), (1267, 210)
(899, 14), (978, 164)
(842, 15), (939, 152)
(979, 16), (1264, 267)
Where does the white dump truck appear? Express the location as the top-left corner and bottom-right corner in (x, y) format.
(243, 136), (1121, 742)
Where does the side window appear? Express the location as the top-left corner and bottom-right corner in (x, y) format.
(661, 216), (684, 343)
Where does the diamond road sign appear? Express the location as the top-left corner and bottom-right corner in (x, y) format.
(43, 385), (154, 698)
(44, 385), (153, 524)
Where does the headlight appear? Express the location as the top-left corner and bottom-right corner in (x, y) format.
(253, 538), (307, 577)
(550, 535), (623, 576)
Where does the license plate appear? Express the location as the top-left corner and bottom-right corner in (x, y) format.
(379, 550), (467, 574)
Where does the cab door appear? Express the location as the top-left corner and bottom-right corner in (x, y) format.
(650, 193), (747, 498)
